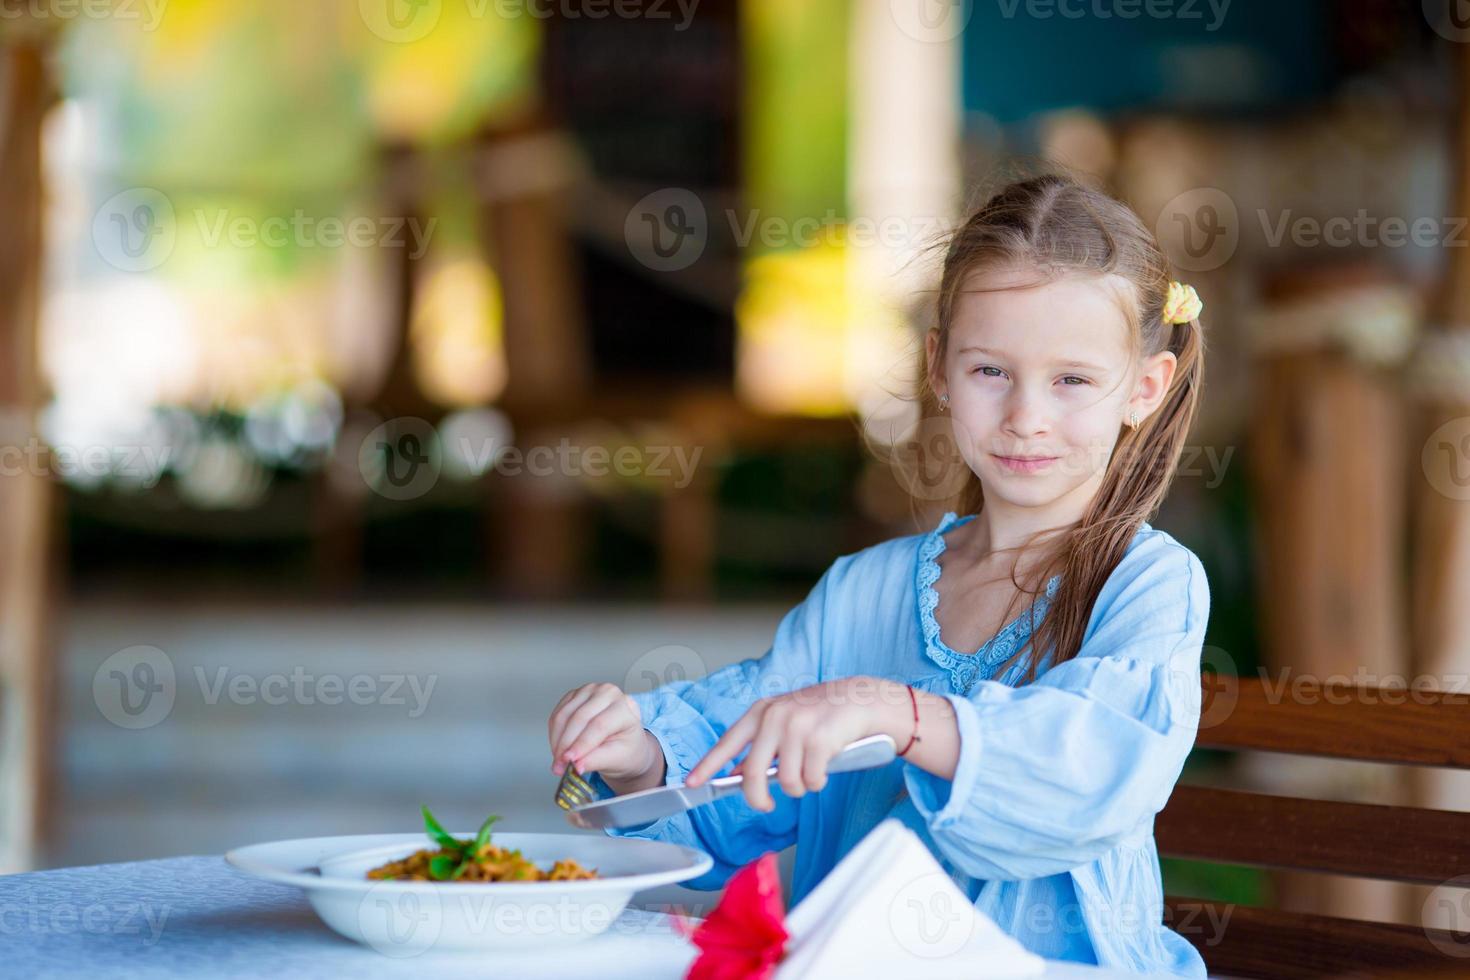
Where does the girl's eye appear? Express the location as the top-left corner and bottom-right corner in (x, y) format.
(1059, 375), (1090, 386)
(972, 366), (1006, 378)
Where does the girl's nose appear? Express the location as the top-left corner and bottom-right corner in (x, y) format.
(1001, 389), (1051, 437)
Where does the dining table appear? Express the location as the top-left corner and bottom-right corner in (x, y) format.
(2, 854), (1186, 978)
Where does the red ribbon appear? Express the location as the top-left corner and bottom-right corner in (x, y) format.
(673, 851), (789, 980)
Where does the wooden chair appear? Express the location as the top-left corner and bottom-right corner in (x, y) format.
(1158, 675), (1470, 979)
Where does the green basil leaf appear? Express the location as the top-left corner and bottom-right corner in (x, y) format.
(421, 805), (464, 852)
(473, 813), (501, 852)
(450, 860), (472, 880)
(427, 854), (458, 881)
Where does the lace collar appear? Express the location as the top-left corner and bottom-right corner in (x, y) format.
(915, 511), (1061, 693)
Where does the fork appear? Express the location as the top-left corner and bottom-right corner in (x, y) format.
(554, 761), (600, 811)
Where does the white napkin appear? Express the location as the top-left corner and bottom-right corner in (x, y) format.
(774, 819), (1046, 980)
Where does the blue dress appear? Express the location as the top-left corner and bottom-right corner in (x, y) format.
(589, 510), (1210, 977)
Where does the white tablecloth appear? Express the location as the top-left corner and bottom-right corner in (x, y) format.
(0, 856), (1155, 978)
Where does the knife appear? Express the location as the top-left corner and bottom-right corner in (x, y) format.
(565, 733), (897, 830)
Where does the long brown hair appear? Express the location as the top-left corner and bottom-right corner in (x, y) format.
(917, 172), (1206, 687)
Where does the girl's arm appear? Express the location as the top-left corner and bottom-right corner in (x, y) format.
(871, 683), (961, 781)
(890, 536), (1209, 882)
(584, 555), (846, 889)
(598, 733), (666, 795)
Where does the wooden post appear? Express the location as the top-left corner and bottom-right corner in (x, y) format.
(1245, 266), (1413, 924)
(476, 122), (591, 596)
(1408, 34), (1470, 932)
(0, 37), (57, 873)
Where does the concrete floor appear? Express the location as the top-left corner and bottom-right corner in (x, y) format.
(54, 600), (798, 911)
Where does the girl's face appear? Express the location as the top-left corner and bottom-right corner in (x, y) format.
(927, 267), (1176, 517)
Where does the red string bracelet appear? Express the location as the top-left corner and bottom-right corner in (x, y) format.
(896, 684), (922, 757)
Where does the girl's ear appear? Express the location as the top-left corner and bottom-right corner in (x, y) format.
(1128, 350), (1178, 422)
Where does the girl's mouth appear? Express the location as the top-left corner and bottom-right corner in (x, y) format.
(992, 453), (1060, 475)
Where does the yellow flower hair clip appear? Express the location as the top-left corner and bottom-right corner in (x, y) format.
(1162, 281), (1203, 324)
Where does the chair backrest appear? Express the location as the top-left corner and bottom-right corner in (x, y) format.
(1157, 675), (1470, 979)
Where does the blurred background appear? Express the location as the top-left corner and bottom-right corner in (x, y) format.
(1, 0), (1469, 935)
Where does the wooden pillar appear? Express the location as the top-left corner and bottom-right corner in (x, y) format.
(0, 38), (57, 873)
(661, 395), (727, 602)
(660, 465), (717, 601)
(477, 130), (590, 418)
(312, 144), (431, 596)
(1245, 266), (1414, 923)
(476, 124), (590, 596)
(1408, 34), (1470, 933)
(496, 439), (590, 599)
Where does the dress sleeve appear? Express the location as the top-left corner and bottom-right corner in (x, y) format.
(902, 536), (1209, 881)
(585, 556), (841, 890)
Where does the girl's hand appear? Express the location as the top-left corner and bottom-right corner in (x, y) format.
(684, 676), (900, 812)
(547, 682), (657, 783)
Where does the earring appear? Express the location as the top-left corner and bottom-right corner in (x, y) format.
(939, 393), (949, 412)
(1128, 410), (1140, 430)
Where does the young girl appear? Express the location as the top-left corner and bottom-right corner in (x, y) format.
(547, 174), (1210, 977)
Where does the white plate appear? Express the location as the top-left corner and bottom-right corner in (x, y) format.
(226, 832), (712, 955)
